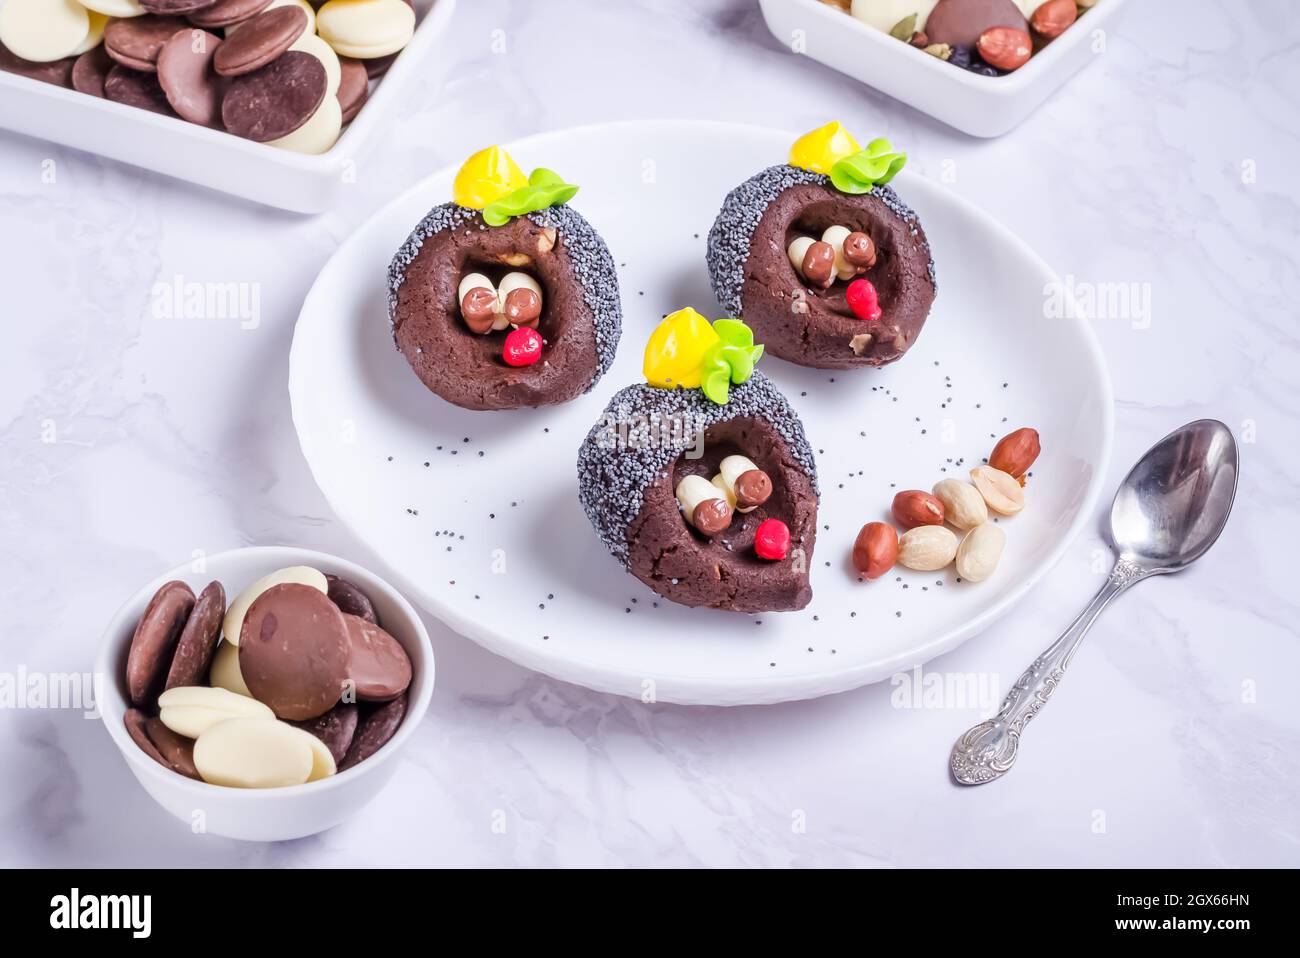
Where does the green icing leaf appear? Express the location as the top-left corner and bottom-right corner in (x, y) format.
(829, 139), (908, 194)
(483, 168), (581, 226)
(698, 319), (764, 404)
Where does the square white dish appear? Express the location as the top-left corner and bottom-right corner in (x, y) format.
(0, 0), (455, 213)
(758, 0), (1130, 137)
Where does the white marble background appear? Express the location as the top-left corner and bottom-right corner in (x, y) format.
(0, 0), (1296, 867)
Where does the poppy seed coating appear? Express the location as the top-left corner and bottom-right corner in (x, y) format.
(386, 203), (622, 389)
(706, 164), (937, 317)
(576, 372), (818, 565)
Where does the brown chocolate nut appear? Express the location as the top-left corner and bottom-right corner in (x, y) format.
(71, 45), (114, 98)
(460, 286), (497, 334)
(164, 581), (226, 690)
(843, 231), (876, 269)
(343, 614), (412, 702)
(104, 66), (176, 115)
(326, 573), (378, 625)
(213, 4), (308, 77)
(290, 702), (359, 764)
(189, 0), (274, 28)
(126, 580), (195, 707)
(504, 287), (541, 328)
(339, 694), (407, 771)
(238, 582), (351, 721)
(336, 55), (368, 124)
(103, 15), (191, 73)
(692, 498), (733, 536)
(0, 42), (74, 87)
(157, 28), (225, 127)
(801, 240), (835, 288)
(734, 468), (773, 510)
(221, 50), (326, 141)
(125, 707), (171, 768)
(144, 716), (200, 779)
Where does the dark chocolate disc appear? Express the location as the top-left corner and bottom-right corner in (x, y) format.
(325, 573), (378, 624)
(125, 580), (194, 707)
(144, 717), (200, 779)
(188, 0), (274, 29)
(221, 50), (326, 142)
(212, 4), (308, 77)
(290, 702), (359, 764)
(103, 15), (190, 74)
(164, 581), (226, 689)
(104, 65), (177, 115)
(0, 42), (74, 87)
(71, 45), (114, 97)
(336, 55), (368, 123)
(339, 694), (407, 771)
(139, 0), (221, 13)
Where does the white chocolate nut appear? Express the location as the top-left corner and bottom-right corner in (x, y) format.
(821, 225), (857, 281)
(0, 0), (90, 63)
(675, 474), (733, 535)
(970, 465), (1026, 516)
(897, 525), (958, 571)
(932, 478), (988, 530)
(497, 271), (543, 330)
(193, 717), (314, 789)
(787, 236), (815, 281)
(291, 727), (338, 782)
(955, 523), (1006, 583)
(158, 685), (275, 738)
(710, 473), (736, 508)
(209, 640), (250, 697)
(222, 566), (327, 647)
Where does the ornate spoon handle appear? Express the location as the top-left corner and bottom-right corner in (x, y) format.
(949, 558), (1148, 785)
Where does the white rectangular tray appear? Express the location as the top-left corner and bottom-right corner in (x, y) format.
(0, 0), (455, 212)
(758, 0), (1130, 137)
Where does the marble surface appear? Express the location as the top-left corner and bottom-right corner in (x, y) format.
(0, 0), (1296, 867)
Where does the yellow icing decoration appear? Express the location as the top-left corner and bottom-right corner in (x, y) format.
(644, 308), (721, 389)
(788, 121), (862, 175)
(453, 146), (528, 210)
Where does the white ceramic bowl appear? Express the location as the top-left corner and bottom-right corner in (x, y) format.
(95, 546), (435, 842)
(0, 0), (456, 212)
(758, 0), (1131, 137)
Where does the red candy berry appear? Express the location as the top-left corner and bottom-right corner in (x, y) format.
(502, 327), (543, 366)
(845, 278), (882, 322)
(754, 518), (790, 561)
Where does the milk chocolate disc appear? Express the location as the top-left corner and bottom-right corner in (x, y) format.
(363, 50), (396, 79)
(157, 28), (224, 126)
(164, 580), (226, 689)
(189, 0), (273, 28)
(104, 65), (176, 114)
(125, 580), (194, 707)
(0, 41), (74, 86)
(212, 4), (307, 76)
(325, 573), (377, 624)
(343, 613), (411, 702)
(924, 0), (1029, 48)
(103, 14), (190, 73)
(125, 707), (170, 767)
(221, 50), (325, 141)
(140, 0), (220, 13)
(290, 702), (358, 764)
(339, 694), (406, 771)
(144, 716), (200, 779)
(336, 55), (367, 123)
(71, 44), (115, 96)
(238, 582), (350, 720)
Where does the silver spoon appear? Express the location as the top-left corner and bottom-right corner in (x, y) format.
(950, 419), (1239, 786)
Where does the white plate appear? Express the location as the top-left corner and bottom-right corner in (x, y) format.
(758, 0), (1131, 138)
(289, 120), (1112, 705)
(0, 0), (455, 212)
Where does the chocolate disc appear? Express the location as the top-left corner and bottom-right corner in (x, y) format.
(289, 702), (358, 764)
(163, 580), (226, 689)
(124, 707), (170, 767)
(189, 0), (274, 28)
(339, 694), (406, 771)
(325, 573), (378, 625)
(343, 613), (411, 702)
(221, 50), (325, 142)
(157, 28), (224, 126)
(336, 55), (368, 124)
(238, 582), (350, 720)
(103, 15), (190, 73)
(363, 51), (397, 79)
(71, 44), (115, 97)
(140, 0), (221, 13)
(0, 42), (74, 87)
(104, 65), (176, 115)
(125, 580), (194, 707)
(144, 716), (200, 779)
(212, 4), (307, 77)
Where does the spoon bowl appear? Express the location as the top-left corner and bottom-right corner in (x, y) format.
(1109, 419), (1239, 571)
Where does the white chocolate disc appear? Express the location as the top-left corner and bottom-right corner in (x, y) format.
(317, 0), (414, 59)
(267, 94), (342, 155)
(194, 718), (314, 789)
(222, 565), (327, 646)
(158, 685), (275, 738)
(290, 727), (338, 781)
(0, 0), (90, 63)
(77, 0), (145, 17)
(72, 11), (108, 56)
(209, 640), (251, 696)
